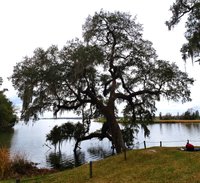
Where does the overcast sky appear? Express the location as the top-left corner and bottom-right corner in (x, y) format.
(0, 0), (199, 115)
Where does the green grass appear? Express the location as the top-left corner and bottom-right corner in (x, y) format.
(2, 147), (200, 183)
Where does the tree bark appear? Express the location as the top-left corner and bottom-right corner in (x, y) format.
(105, 112), (125, 153)
(104, 79), (126, 154)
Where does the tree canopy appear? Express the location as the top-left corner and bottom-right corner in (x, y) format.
(0, 77), (17, 130)
(11, 10), (194, 153)
(166, 0), (200, 62)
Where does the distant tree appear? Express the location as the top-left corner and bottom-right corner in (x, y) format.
(0, 77), (2, 86)
(159, 112), (162, 120)
(11, 10), (194, 153)
(181, 109), (200, 120)
(184, 110), (192, 119)
(194, 110), (200, 119)
(0, 77), (17, 130)
(175, 112), (180, 120)
(162, 113), (173, 120)
(166, 0), (200, 63)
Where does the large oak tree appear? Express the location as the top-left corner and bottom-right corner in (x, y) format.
(11, 10), (193, 153)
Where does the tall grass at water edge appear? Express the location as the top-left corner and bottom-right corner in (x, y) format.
(0, 147), (48, 180)
(0, 147), (10, 179)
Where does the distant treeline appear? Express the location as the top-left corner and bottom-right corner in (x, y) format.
(159, 109), (200, 120)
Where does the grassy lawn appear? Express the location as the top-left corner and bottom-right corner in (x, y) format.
(2, 147), (200, 183)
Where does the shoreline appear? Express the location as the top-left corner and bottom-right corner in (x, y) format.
(155, 119), (200, 123)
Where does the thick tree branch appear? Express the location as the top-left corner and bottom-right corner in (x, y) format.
(103, 79), (113, 96)
(115, 89), (161, 101)
(73, 132), (112, 152)
(82, 87), (107, 114)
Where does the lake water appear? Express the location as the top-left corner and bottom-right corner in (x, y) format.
(1, 119), (200, 169)
(9, 119), (113, 169)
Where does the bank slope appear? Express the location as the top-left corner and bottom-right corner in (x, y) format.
(3, 147), (200, 183)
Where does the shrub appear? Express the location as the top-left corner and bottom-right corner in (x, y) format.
(10, 151), (39, 176)
(0, 148), (56, 180)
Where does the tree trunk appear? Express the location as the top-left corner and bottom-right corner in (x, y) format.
(105, 112), (125, 153)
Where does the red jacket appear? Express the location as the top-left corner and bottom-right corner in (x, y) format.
(186, 143), (194, 151)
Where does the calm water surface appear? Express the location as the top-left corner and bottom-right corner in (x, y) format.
(10, 119), (113, 169)
(3, 120), (200, 169)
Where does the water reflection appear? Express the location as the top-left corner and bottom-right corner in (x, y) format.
(87, 146), (113, 159)
(46, 146), (113, 170)
(46, 150), (86, 170)
(183, 123), (200, 132)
